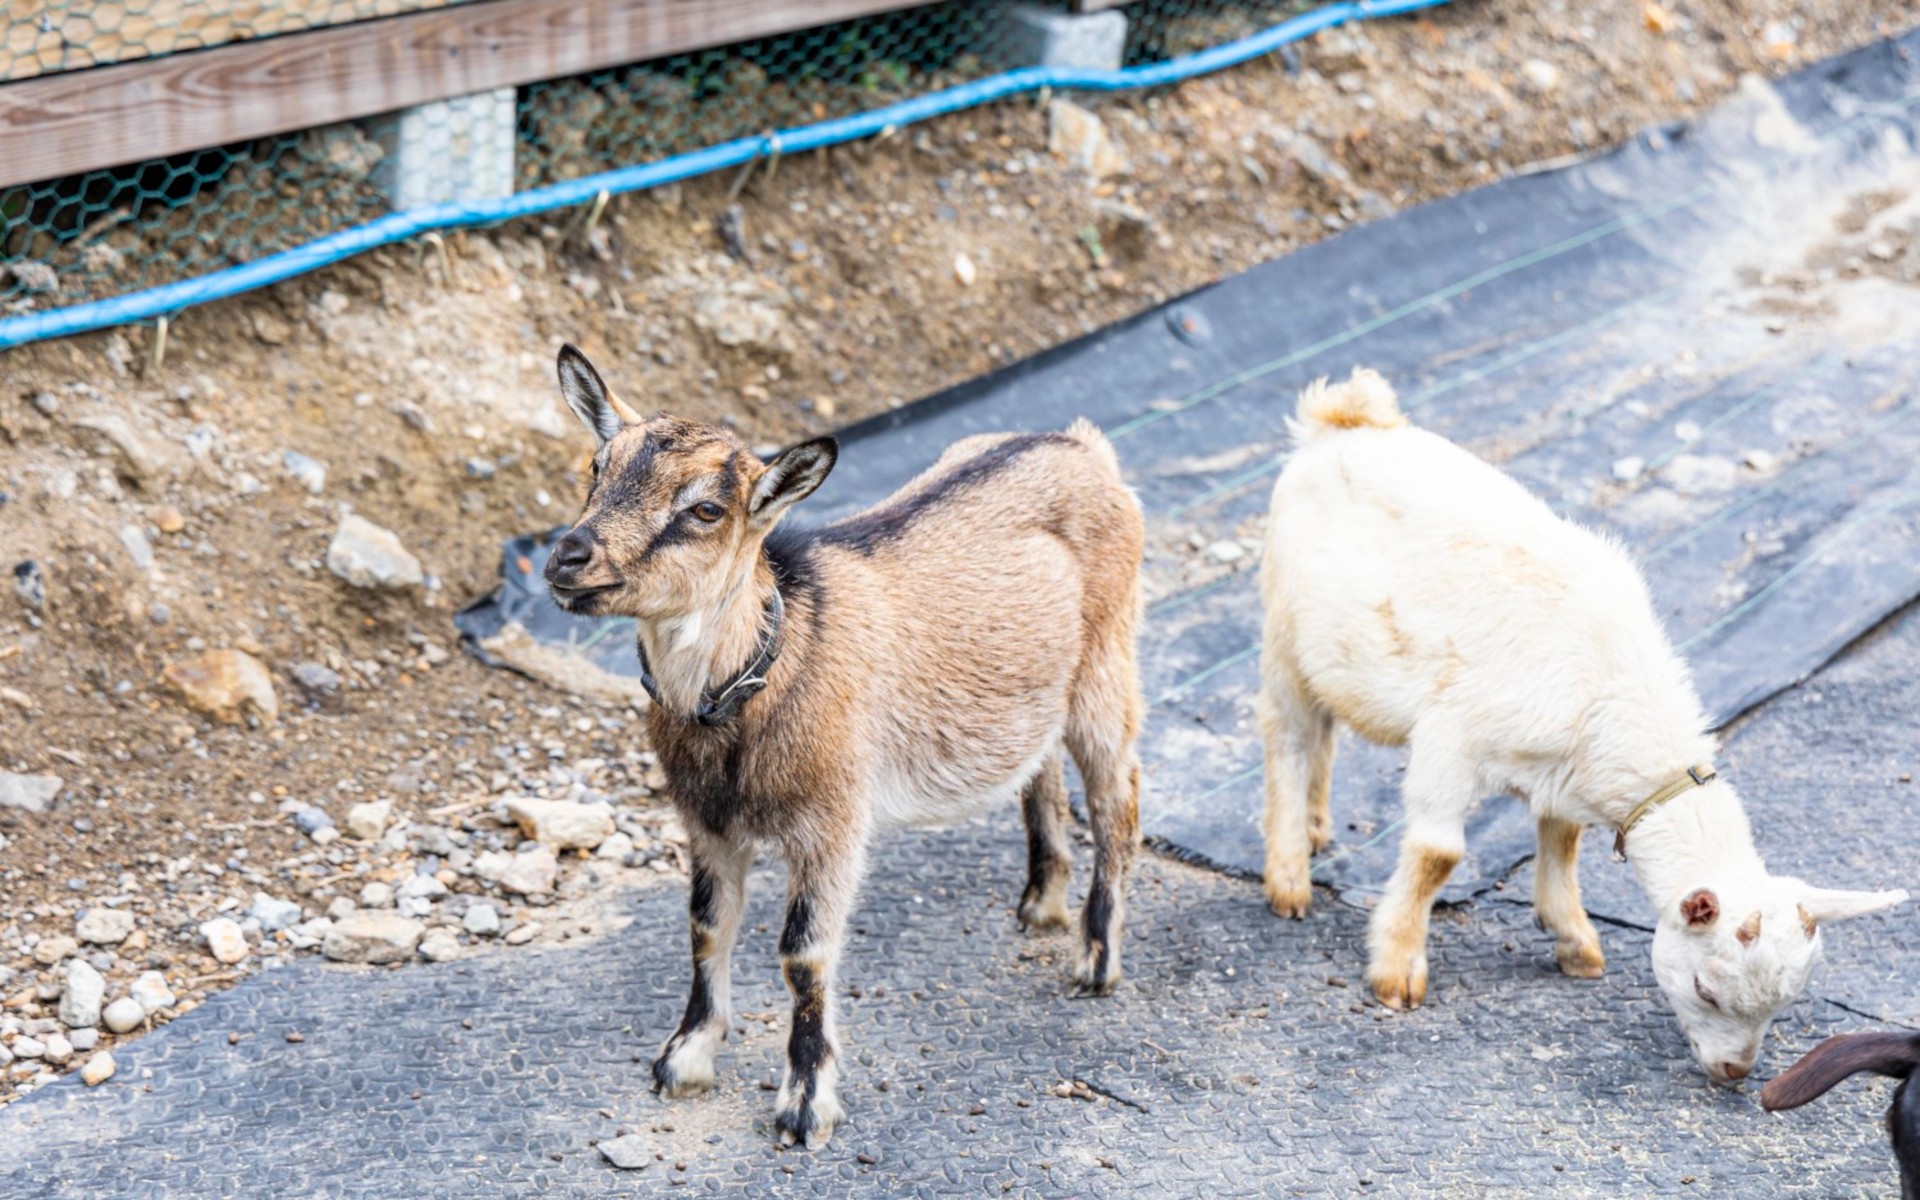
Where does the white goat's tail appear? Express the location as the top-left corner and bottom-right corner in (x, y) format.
(1288, 368), (1405, 444)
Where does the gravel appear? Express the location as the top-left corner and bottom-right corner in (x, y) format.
(57, 961), (104, 1030)
(74, 908), (135, 946)
(199, 918), (250, 966)
(321, 913), (424, 965)
(102, 998), (146, 1035)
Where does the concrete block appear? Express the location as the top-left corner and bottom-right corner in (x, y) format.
(1005, 5), (1127, 72)
(375, 87), (516, 212)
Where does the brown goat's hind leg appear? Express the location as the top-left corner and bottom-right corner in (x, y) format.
(1017, 751), (1073, 931)
(773, 844), (862, 1149)
(1065, 633), (1143, 996)
(653, 829), (752, 1097)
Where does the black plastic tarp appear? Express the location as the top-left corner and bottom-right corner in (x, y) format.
(460, 34), (1920, 903)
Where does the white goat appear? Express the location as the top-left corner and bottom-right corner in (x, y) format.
(1257, 367), (1908, 1083)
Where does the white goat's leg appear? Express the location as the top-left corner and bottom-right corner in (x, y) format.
(1533, 815), (1605, 978)
(1367, 733), (1475, 1010)
(653, 827), (753, 1097)
(1260, 676), (1335, 919)
(773, 842), (864, 1149)
(1017, 751), (1073, 931)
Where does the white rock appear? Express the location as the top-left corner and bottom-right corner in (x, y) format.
(599, 1134), (652, 1170)
(285, 918), (334, 951)
(41, 1033), (73, 1065)
(130, 971), (176, 1015)
(462, 904), (502, 937)
(0, 772), (62, 813)
(102, 997), (147, 1034)
(81, 1050), (116, 1087)
(59, 960), (105, 1029)
(322, 912), (423, 964)
(1674, 419), (1703, 443)
(326, 514), (424, 590)
(118, 525), (154, 571)
(419, 930), (462, 963)
(1048, 98), (1127, 180)
(32, 936), (79, 965)
(1522, 59), (1561, 93)
(1611, 456), (1646, 483)
(200, 916), (250, 965)
(357, 881), (395, 909)
(1203, 540), (1248, 564)
(396, 874), (449, 901)
(345, 799), (393, 841)
(75, 908), (136, 945)
(595, 831), (636, 861)
(953, 253), (977, 287)
(1742, 448), (1778, 472)
(281, 450), (328, 494)
(247, 893), (303, 933)
(503, 798), (614, 851)
(11, 1037), (44, 1059)
(475, 845), (560, 895)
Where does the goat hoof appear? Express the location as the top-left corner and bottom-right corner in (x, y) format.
(1555, 940), (1606, 979)
(774, 1095), (843, 1149)
(1307, 821), (1334, 856)
(1367, 958), (1428, 1010)
(1264, 876), (1312, 920)
(1070, 951), (1122, 998)
(1017, 889), (1071, 933)
(651, 1049), (715, 1099)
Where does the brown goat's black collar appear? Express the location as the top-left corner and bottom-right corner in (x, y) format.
(637, 586), (785, 727)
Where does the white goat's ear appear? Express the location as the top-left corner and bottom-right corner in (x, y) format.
(556, 344), (641, 447)
(1796, 884), (1909, 925)
(750, 437), (838, 524)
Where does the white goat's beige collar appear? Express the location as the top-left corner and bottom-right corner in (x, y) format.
(1613, 764), (1718, 861)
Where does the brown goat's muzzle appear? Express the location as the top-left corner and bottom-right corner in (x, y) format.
(545, 526), (619, 611)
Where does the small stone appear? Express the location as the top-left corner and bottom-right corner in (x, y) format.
(281, 450), (328, 494)
(599, 1134), (652, 1170)
(11, 1037), (44, 1060)
(504, 923), (540, 946)
(289, 663), (342, 703)
(327, 514), (424, 590)
(31, 936), (79, 965)
(200, 916), (250, 965)
(345, 799), (393, 841)
(1742, 448), (1777, 472)
(1663, 454), (1739, 495)
(152, 505), (187, 534)
(102, 997), (146, 1034)
(81, 1050), (116, 1087)
(322, 912), (423, 964)
(396, 874), (449, 902)
(462, 904), (502, 937)
(504, 798), (614, 851)
(953, 253), (977, 287)
(68, 1028), (98, 1052)
(1521, 59), (1560, 93)
(247, 893), (303, 933)
(293, 805), (333, 835)
(76, 908), (136, 945)
(1674, 420), (1703, 442)
(163, 649), (279, 725)
(1048, 98), (1127, 180)
(130, 971), (175, 1014)
(1866, 239), (1897, 263)
(326, 896), (358, 921)
(41, 1033), (73, 1065)
(419, 930), (461, 963)
(0, 771), (62, 813)
(118, 525), (155, 570)
(357, 881), (395, 909)
(475, 844), (560, 895)
(1203, 540), (1247, 564)
(595, 831), (635, 861)
(1611, 456), (1645, 483)
(59, 960), (105, 1029)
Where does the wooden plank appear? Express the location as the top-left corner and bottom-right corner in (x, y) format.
(0, 0), (946, 188)
(1, 2), (467, 85)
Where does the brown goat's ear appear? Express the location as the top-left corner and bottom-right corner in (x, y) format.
(750, 437), (838, 524)
(556, 344), (641, 447)
(1735, 911), (1762, 947)
(1680, 888), (1720, 928)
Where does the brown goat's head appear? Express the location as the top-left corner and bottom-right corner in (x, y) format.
(544, 345), (837, 620)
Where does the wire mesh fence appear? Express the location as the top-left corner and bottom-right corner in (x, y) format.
(1, 0), (1331, 331)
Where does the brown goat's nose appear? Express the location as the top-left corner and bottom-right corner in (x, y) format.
(547, 529), (596, 580)
(1718, 1061), (1751, 1082)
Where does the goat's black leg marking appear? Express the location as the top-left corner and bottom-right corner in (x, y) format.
(653, 832), (750, 1097)
(773, 857), (857, 1148)
(1018, 753), (1072, 931)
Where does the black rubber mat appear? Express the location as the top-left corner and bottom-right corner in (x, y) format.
(460, 30), (1920, 901)
(9, 595), (1918, 1197)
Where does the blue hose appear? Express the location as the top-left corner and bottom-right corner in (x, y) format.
(0, 0), (1450, 351)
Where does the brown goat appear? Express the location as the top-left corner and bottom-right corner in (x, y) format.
(543, 346), (1145, 1147)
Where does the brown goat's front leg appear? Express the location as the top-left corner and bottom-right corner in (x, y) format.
(773, 844), (862, 1148)
(653, 828), (752, 1098)
(1017, 752), (1072, 931)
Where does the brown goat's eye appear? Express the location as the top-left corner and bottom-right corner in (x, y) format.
(692, 501), (725, 523)
(1694, 976), (1720, 1010)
